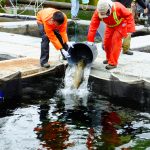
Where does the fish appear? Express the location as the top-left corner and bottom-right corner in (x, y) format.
(73, 59), (86, 89)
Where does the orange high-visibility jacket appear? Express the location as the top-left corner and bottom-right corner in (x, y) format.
(87, 2), (135, 42)
(37, 8), (68, 50)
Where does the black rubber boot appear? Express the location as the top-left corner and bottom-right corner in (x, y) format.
(105, 64), (117, 70)
(103, 60), (108, 64)
(41, 63), (50, 68)
(123, 50), (133, 55)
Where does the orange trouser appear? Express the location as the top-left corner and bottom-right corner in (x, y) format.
(104, 27), (123, 66)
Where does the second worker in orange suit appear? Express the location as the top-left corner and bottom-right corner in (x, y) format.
(37, 8), (73, 68)
(87, 0), (135, 70)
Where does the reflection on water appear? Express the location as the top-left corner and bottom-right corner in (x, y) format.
(0, 74), (150, 150)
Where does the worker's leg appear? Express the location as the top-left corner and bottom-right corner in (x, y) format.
(109, 30), (122, 66)
(131, 2), (138, 24)
(103, 27), (114, 62)
(122, 34), (131, 53)
(122, 8), (134, 55)
(71, 0), (80, 18)
(122, 33), (133, 55)
(38, 24), (50, 66)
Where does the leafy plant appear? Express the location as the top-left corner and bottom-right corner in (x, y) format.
(0, 0), (6, 7)
(132, 139), (150, 150)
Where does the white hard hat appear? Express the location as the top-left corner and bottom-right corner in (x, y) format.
(97, 0), (113, 14)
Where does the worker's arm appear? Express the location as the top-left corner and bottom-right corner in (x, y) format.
(59, 15), (69, 44)
(118, 3), (135, 33)
(87, 10), (101, 42)
(44, 24), (63, 50)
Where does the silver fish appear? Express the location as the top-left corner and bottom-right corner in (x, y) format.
(73, 59), (86, 89)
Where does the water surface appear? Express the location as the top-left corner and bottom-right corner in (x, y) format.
(0, 74), (150, 150)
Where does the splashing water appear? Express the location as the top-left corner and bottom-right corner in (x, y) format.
(60, 64), (92, 109)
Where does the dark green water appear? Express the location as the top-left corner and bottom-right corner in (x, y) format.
(0, 74), (150, 150)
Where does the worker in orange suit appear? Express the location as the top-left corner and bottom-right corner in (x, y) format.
(87, 0), (135, 70)
(37, 8), (73, 68)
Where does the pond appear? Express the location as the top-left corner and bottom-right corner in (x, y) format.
(0, 72), (150, 150)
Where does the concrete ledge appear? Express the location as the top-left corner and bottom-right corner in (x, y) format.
(0, 57), (66, 101)
(0, 57), (65, 78)
(0, 71), (21, 100)
(89, 45), (150, 103)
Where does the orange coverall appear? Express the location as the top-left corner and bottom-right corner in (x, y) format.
(37, 8), (68, 50)
(87, 2), (135, 66)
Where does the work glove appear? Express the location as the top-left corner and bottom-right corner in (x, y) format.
(67, 42), (75, 49)
(61, 49), (70, 58)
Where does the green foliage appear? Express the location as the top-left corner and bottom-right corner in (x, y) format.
(117, 110), (134, 125)
(0, 8), (5, 13)
(17, 9), (35, 16)
(132, 139), (150, 150)
(0, 0), (6, 6)
(120, 135), (132, 144)
(62, 9), (94, 20)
